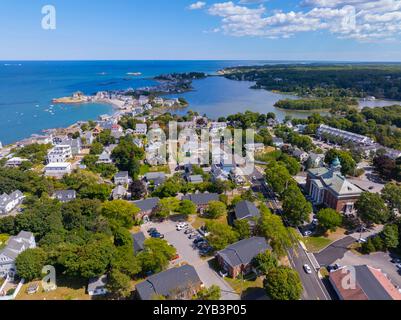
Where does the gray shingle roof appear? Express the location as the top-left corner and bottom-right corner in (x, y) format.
(133, 198), (160, 212)
(182, 193), (219, 206)
(132, 232), (146, 253)
(136, 265), (201, 300)
(234, 201), (260, 221)
(354, 265), (393, 300)
(88, 275), (108, 293)
(217, 237), (270, 268)
(54, 190), (76, 202)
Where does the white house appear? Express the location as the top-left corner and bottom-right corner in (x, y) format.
(292, 148), (309, 163)
(47, 145), (73, 163)
(135, 123), (148, 135)
(0, 231), (36, 278)
(87, 275), (108, 296)
(114, 171), (131, 185)
(0, 190), (25, 215)
(317, 124), (375, 146)
(5, 157), (29, 168)
(138, 95), (149, 106)
(44, 162), (72, 178)
(83, 132), (94, 145)
(244, 143), (265, 153)
(60, 138), (82, 155)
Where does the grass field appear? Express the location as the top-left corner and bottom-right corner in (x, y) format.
(303, 236), (333, 253)
(16, 276), (91, 301)
(225, 275), (264, 295)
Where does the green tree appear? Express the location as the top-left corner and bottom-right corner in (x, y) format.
(205, 221), (239, 251)
(155, 197), (180, 218)
(382, 183), (401, 212)
(316, 208), (342, 232)
(325, 149), (356, 176)
(205, 201), (227, 219)
(258, 205), (293, 257)
(97, 129), (115, 146)
(102, 200), (140, 228)
(282, 185), (312, 226)
(264, 266), (303, 300)
(252, 251), (278, 275)
(178, 200), (197, 216)
(265, 162), (293, 196)
(233, 219), (251, 240)
(355, 192), (390, 225)
(195, 285), (221, 300)
(107, 269), (132, 298)
(79, 183), (112, 201)
(90, 142), (104, 155)
(15, 248), (47, 281)
(111, 137), (143, 178)
(130, 180), (147, 200)
(138, 238), (176, 273)
(381, 224), (399, 249)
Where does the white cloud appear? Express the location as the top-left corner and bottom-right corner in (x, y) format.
(188, 1), (206, 10)
(204, 0), (401, 42)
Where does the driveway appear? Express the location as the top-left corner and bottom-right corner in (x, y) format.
(314, 236), (356, 267)
(336, 251), (401, 289)
(141, 220), (240, 300)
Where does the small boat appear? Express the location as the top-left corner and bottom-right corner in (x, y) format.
(126, 72), (142, 76)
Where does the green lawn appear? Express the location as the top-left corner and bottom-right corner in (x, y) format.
(303, 236), (333, 253)
(224, 275), (264, 295)
(0, 234), (9, 250)
(139, 164), (170, 176)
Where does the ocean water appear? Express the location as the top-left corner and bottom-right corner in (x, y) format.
(0, 60), (273, 145)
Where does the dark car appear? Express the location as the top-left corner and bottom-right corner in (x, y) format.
(148, 228), (157, 234)
(193, 237), (204, 244)
(151, 232), (165, 239)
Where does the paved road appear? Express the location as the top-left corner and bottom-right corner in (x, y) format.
(314, 236), (356, 267)
(141, 221), (240, 300)
(249, 166), (331, 300)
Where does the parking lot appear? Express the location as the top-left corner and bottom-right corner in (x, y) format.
(141, 220), (240, 300)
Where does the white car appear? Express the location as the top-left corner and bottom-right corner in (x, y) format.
(312, 219), (319, 225)
(304, 231), (312, 237)
(395, 263), (401, 270)
(357, 238), (367, 244)
(303, 264), (312, 274)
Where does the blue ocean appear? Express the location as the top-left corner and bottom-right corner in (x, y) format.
(0, 60), (310, 145)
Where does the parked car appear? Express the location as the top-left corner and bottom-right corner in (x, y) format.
(303, 231), (312, 237)
(357, 238), (367, 243)
(198, 226), (210, 237)
(148, 228), (157, 234)
(171, 254), (180, 261)
(303, 264), (312, 274)
(185, 229), (194, 235)
(312, 219), (319, 225)
(189, 233), (199, 240)
(176, 222), (188, 231)
(395, 263), (401, 270)
(193, 237), (204, 244)
(219, 270), (228, 278)
(391, 258), (401, 264)
(151, 232), (165, 239)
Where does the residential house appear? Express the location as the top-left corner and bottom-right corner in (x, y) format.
(317, 124), (375, 146)
(0, 231), (36, 278)
(97, 150), (112, 164)
(306, 158), (363, 214)
(135, 124), (148, 135)
(153, 97), (164, 105)
(136, 265), (203, 300)
(211, 165), (230, 182)
(132, 197), (160, 219)
(182, 193), (219, 211)
(5, 157), (29, 168)
(44, 162), (72, 178)
(267, 118), (279, 127)
(53, 190), (77, 203)
(114, 171), (131, 185)
(112, 185), (128, 200)
(330, 265), (401, 300)
(144, 172), (166, 187)
(307, 152), (325, 168)
(60, 138), (82, 155)
(272, 137), (284, 148)
(0, 190), (25, 215)
(132, 232), (146, 253)
(47, 145), (73, 163)
(216, 237), (271, 278)
(83, 131), (94, 146)
(187, 175), (203, 184)
(233, 201), (261, 228)
(292, 148), (309, 163)
(138, 95), (149, 106)
(88, 275), (108, 297)
(244, 143), (265, 153)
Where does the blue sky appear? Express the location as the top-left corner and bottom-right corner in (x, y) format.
(1, 0), (401, 61)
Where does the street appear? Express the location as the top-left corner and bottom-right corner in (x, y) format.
(249, 166), (331, 300)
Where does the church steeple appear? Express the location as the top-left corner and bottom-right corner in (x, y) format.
(331, 156), (342, 173)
